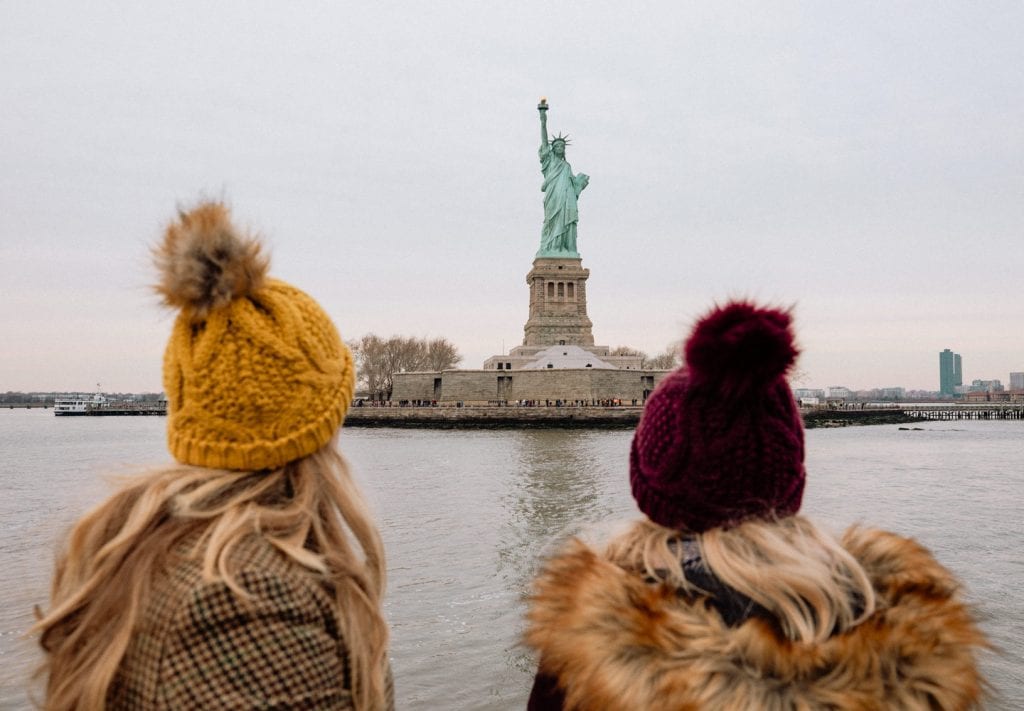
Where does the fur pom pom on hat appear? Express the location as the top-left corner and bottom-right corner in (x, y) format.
(155, 202), (269, 323)
(630, 301), (805, 532)
(157, 201), (354, 471)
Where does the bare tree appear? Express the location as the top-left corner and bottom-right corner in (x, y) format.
(609, 344), (680, 370)
(644, 342), (681, 370)
(349, 335), (388, 401)
(350, 334), (462, 400)
(424, 337), (462, 372)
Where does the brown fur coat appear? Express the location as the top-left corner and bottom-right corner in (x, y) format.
(525, 527), (987, 710)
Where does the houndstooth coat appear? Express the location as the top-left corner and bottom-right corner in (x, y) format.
(107, 533), (392, 709)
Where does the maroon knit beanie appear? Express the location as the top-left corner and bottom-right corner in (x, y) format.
(630, 301), (805, 532)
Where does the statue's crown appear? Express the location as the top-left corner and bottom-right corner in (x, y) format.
(551, 132), (571, 145)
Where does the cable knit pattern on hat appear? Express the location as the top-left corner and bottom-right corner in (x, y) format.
(157, 202), (354, 471)
(630, 301), (804, 532)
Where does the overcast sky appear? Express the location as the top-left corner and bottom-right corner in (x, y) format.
(2, 1), (1022, 393)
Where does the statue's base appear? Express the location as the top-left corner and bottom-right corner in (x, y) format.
(535, 249), (580, 259)
(522, 257), (594, 347)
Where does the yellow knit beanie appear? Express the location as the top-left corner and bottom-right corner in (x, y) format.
(155, 201), (354, 471)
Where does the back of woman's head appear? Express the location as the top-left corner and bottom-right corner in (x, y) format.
(155, 200), (355, 471)
(629, 301), (805, 534)
(623, 300), (874, 642)
(34, 202), (388, 710)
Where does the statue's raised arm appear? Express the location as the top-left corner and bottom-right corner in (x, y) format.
(538, 98), (550, 147)
(535, 98), (588, 258)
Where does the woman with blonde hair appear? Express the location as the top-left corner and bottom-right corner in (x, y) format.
(34, 201), (391, 709)
(525, 301), (988, 710)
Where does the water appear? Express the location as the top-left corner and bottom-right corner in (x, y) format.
(1, 410), (1021, 709)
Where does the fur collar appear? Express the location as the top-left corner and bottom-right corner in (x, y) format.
(525, 527), (986, 710)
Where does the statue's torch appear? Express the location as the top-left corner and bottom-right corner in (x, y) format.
(538, 97), (548, 112)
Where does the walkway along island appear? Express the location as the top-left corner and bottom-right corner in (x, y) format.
(343, 402), (1023, 429)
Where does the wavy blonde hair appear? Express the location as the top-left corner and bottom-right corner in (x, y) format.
(604, 514), (876, 643)
(33, 443), (388, 711)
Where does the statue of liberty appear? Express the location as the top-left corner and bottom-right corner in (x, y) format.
(537, 99), (589, 257)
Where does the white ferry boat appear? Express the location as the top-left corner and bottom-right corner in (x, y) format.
(54, 394), (108, 415)
(54, 394), (166, 416)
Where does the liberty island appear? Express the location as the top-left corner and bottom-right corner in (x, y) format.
(389, 100), (670, 407)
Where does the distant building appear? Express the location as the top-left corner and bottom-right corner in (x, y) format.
(827, 386), (853, 400)
(964, 390), (1011, 403)
(939, 349), (962, 397)
(392, 250), (664, 405)
(793, 388), (825, 400)
(1010, 372), (1024, 390)
(967, 379), (1003, 393)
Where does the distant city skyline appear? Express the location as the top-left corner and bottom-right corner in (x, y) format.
(2, 2), (1022, 393)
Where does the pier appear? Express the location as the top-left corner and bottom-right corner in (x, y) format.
(900, 404), (1023, 421)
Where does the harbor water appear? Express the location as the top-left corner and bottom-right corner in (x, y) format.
(1, 409), (1021, 709)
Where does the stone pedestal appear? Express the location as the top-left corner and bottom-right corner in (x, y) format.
(522, 257), (595, 347)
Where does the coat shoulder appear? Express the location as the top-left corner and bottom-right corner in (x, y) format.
(111, 533), (351, 709)
(159, 562), (350, 709)
(525, 538), (727, 710)
(841, 526), (964, 598)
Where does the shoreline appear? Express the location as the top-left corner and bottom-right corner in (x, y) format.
(343, 406), (924, 429)
(344, 405), (641, 429)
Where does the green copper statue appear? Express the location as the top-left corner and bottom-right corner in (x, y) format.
(537, 98), (589, 258)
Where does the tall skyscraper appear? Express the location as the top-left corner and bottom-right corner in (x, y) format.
(939, 349), (962, 396)
(1010, 372), (1024, 390)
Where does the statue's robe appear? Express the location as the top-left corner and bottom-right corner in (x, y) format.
(539, 142), (587, 256)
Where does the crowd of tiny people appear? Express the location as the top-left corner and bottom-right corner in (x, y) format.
(357, 399), (642, 407)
